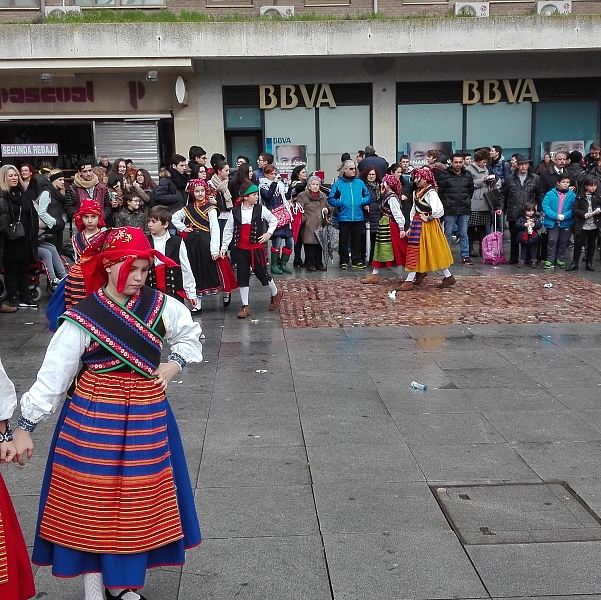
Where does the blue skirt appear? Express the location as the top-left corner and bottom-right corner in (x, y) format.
(32, 394), (201, 589)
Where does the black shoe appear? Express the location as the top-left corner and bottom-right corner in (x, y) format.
(7, 294), (19, 308)
(105, 589), (148, 600)
(586, 263), (595, 272)
(462, 257), (474, 265)
(507, 259), (518, 265)
(340, 263), (348, 270)
(566, 262), (579, 272)
(351, 262), (367, 269)
(223, 293), (231, 308)
(293, 260), (305, 268)
(18, 296), (37, 309)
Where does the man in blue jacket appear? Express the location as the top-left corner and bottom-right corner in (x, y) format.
(328, 160), (371, 269)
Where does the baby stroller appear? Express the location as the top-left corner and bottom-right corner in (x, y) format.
(481, 211), (506, 266)
(0, 261), (44, 302)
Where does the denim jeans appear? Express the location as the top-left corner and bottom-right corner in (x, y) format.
(443, 214), (470, 259)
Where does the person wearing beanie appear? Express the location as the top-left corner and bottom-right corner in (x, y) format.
(12, 227), (203, 600)
(220, 180), (283, 318)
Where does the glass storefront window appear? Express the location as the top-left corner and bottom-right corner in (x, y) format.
(398, 103), (463, 166)
(319, 105), (370, 182)
(466, 101), (532, 160)
(225, 108), (262, 130)
(534, 101), (599, 164)
(264, 107), (316, 175)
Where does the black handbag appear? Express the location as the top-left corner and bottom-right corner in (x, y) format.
(7, 205), (25, 241)
(484, 189), (503, 211)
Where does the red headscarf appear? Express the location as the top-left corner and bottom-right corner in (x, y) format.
(382, 174), (402, 197)
(411, 166), (438, 191)
(74, 198), (105, 232)
(79, 227), (177, 295)
(186, 179), (208, 194)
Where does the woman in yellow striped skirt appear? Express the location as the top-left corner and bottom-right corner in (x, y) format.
(399, 167), (456, 291)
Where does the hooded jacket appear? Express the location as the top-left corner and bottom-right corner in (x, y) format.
(327, 176), (370, 222)
(541, 187), (576, 229)
(154, 167), (187, 213)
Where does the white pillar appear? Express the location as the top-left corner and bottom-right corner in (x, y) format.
(371, 71), (398, 165)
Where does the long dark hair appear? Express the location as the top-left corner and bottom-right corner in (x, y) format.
(136, 168), (155, 190)
(229, 163), (253, 199)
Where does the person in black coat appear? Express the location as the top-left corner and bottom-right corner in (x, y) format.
(438, 153), (475, 264)
(359, 165), (381, 264)
(500, 155), (544, 264)
(567, 175), (601, 271)
(0, 165), (39, 310)
(539, 151), (575, 194)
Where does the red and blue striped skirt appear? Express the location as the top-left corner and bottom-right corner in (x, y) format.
(32, 370), (201, 589)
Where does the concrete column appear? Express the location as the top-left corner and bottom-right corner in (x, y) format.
(194, 63), (226, 155)
(371, 67), (397, 164)
(173, 74), (200, 157)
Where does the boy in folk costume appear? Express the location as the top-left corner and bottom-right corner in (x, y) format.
(171, 180), (237, 313)
(146, 205), (200, 312)
(361, 174), (408, 284)
(220, 180), (283, 318)
(12, 227), (203, 600)
(399, 167), (456, 291)
(0, 358), (36, 600)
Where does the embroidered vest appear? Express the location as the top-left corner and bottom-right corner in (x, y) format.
(60, 286), (166, 377)
(146, 235), (184, 295)
(231, 204), (265, 248)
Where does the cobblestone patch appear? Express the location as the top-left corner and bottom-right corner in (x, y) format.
(278, 274), (600, 328)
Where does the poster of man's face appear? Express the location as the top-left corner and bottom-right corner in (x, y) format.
(541, 140), (586, 159)
(406, 142), (454, 166)
(275, 145), (307, 174)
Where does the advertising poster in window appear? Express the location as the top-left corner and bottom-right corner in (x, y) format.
(405, 142), (454, 167)
(541, 141), (592, 159)
(274, 144), (308, 176)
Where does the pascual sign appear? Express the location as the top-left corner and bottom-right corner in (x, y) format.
(0, 82), (94, 109)
(463, 79), (539, 104)
(259, 84), (337, 109)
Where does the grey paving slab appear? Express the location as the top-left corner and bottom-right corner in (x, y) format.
(323, 531), (489, 600)
(427, 349), (512, 370)
(216, 368), (295, 393)
(306, 442), (424, 484)
(313, 481), (450, 534)
(198, 446), (311, 487)
(181, 536), (331, 600)
(203, 413), (304, 448)
(196, 485), (319, 538)
(466, 386), (563, 413)
(208, 391), (300, 416)
(292, 369), (377, 393)
(381, 387), (479, 415)
(548, 385), (601, 410)
(295, 389), (391, 417)
(442, 366), (541, 390)
(350, 337), (425, 353)
(484, 410), (601, 443)
(395, 413), (506, 446)
(405, 325), (475, 339)
(409, 443), (541, 483)
(217, 339), (289, 357)
(301, 413), (404, 447)
(467, 541), (601, 597)
(289, 350), (364, 371)
(372, 364), (455, 395)
(565, 478), (601, 516)
(415, 335), (493, 352)
(512, 441), (601, 480)
(283, 327), (350, 340)
(286, 338), (357, 356)
(467, 323), (543, 337)
(547, 333), (601, 349)
(343, 325), (411, 340)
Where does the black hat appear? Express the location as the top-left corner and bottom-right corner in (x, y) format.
(515, 154), (531, 164)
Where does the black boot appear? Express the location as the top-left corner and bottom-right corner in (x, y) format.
(586, 262), (595, 272)
(566, 261), (579, 271)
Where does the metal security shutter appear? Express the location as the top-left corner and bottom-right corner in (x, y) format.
(94, 121), (160, 180)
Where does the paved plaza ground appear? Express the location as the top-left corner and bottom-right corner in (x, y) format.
(3, 252), (601, 599)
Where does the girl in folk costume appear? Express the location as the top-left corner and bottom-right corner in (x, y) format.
(221, 180), (284, 319)
(399, 167), (455, 291)
(63, 199), (109, 309)
(72, 198), (106, 261)
(361, 174), (408, 284)
(260, 165), (294, 275)
(0, 359), (36, 600)
(172, 180), (237, 312)
(12, 227), (203, 600)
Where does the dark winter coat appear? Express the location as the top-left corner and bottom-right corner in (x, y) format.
(539, 167), (575, 195)
(154, 168), (187, 213)
(363, 181), (382, 228)
(358, 155), (389, 179)
(500, 171), (544, 221)
(438, 167), (475, 216)
(296, 189), (329, 245)
(571, 191), (601, 236)
(515, 213), (543, 245)
(0, 187), (38, 265)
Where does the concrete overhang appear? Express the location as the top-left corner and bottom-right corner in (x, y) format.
(0, 16), (599, 73)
